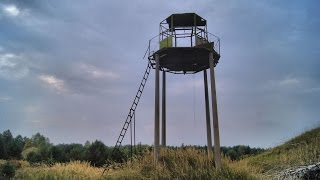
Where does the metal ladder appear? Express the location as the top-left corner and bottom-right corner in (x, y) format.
(106, 62), (152, 161)
(102, 62), (152, 175)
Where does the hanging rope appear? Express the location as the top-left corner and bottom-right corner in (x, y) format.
(193, 74), (196, 126)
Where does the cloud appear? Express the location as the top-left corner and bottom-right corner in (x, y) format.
(303, 87), (320, 94)
(0, 96), (11, 102)
(0, 53), (16, 67)
(0, 53), (29, 80)
(3, 4), (20, 16)
(278, 77), (300, 86)
(263, 75), (320, 97)
(77, 63), (119, 80)
(38, 74), (67, 93)
(265, 76), (300, 89)
(0, 0), (319, 147)
(24, 105), (38, 113)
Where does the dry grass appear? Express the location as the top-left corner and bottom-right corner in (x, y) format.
(15, 161), (105, 179)
(107, 147), (255, 179)
(13, 148), (255, 179)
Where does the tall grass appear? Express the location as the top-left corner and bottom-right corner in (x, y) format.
(107, 147), (255, 179)
(15, 161), (105, 179)
(14, 148), (255, 179)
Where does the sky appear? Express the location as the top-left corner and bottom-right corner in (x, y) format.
(0, 0), (319, 148)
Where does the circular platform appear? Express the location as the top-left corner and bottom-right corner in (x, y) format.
(150, 47), (220, 74)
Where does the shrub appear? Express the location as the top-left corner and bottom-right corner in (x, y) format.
(86, 140), (107, 167)
(27, 151), (43, 164)
(1, 162), (16, 178)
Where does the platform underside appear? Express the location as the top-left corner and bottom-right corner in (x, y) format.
(149, 47), (220, 74)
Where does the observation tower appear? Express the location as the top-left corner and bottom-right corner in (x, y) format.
(146, 13), (222, 168)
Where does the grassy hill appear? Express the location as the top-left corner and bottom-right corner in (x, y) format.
(230, 127), (320, 178)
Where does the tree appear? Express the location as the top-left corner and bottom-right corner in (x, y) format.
(22, 132), (52, 162)
(226, 149), (239, 161)
(2, 130), (13, 158)
(86, 140), (107, 167)
(49, 145), (66, 162)
(2, 130), (13, 144)
(84, 141), (91, 148)
(10, 135), (25, 159)
(23, 139), (35, 150)
(69, 144), (85, 161)
(0, 135), (8, 159)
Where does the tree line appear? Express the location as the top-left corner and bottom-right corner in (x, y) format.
(0, 130), (264, 166)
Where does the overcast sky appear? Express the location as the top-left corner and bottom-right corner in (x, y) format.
(0, 0), (319, 148)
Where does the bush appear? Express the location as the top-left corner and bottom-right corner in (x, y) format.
(26, 151), (42, 164)
(1, 162), (16, 178)
(86, 140), (107, 167)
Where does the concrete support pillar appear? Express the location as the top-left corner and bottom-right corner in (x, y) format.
(161, 71), (166, 147)
(209, 52), (221, 169)
(203, 70), (213, 160)
(154, 54), (160, 162)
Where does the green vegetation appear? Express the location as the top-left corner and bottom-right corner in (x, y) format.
(230, 127), (320, 178)
(0, 129), (262, 166)
(0, 161), (16, 178)
(0, 127), (319, 179)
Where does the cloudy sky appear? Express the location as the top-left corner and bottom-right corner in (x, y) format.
(0, 0), (319, 148)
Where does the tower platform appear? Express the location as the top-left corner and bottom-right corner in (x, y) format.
(149, 47), (220, 74)
(146, 13), (220, 74)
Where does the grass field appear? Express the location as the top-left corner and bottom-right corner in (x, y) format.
(1, 127), (319, 179)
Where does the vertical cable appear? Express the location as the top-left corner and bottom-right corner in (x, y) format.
(130, 115), (133, 162)
(193, 74), (196, 125)
(134, 111), (136, 155)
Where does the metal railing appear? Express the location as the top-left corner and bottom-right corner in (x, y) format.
(143, 30), (220, 60)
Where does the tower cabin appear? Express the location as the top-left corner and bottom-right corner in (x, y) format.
(147, 13), (221, 74)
